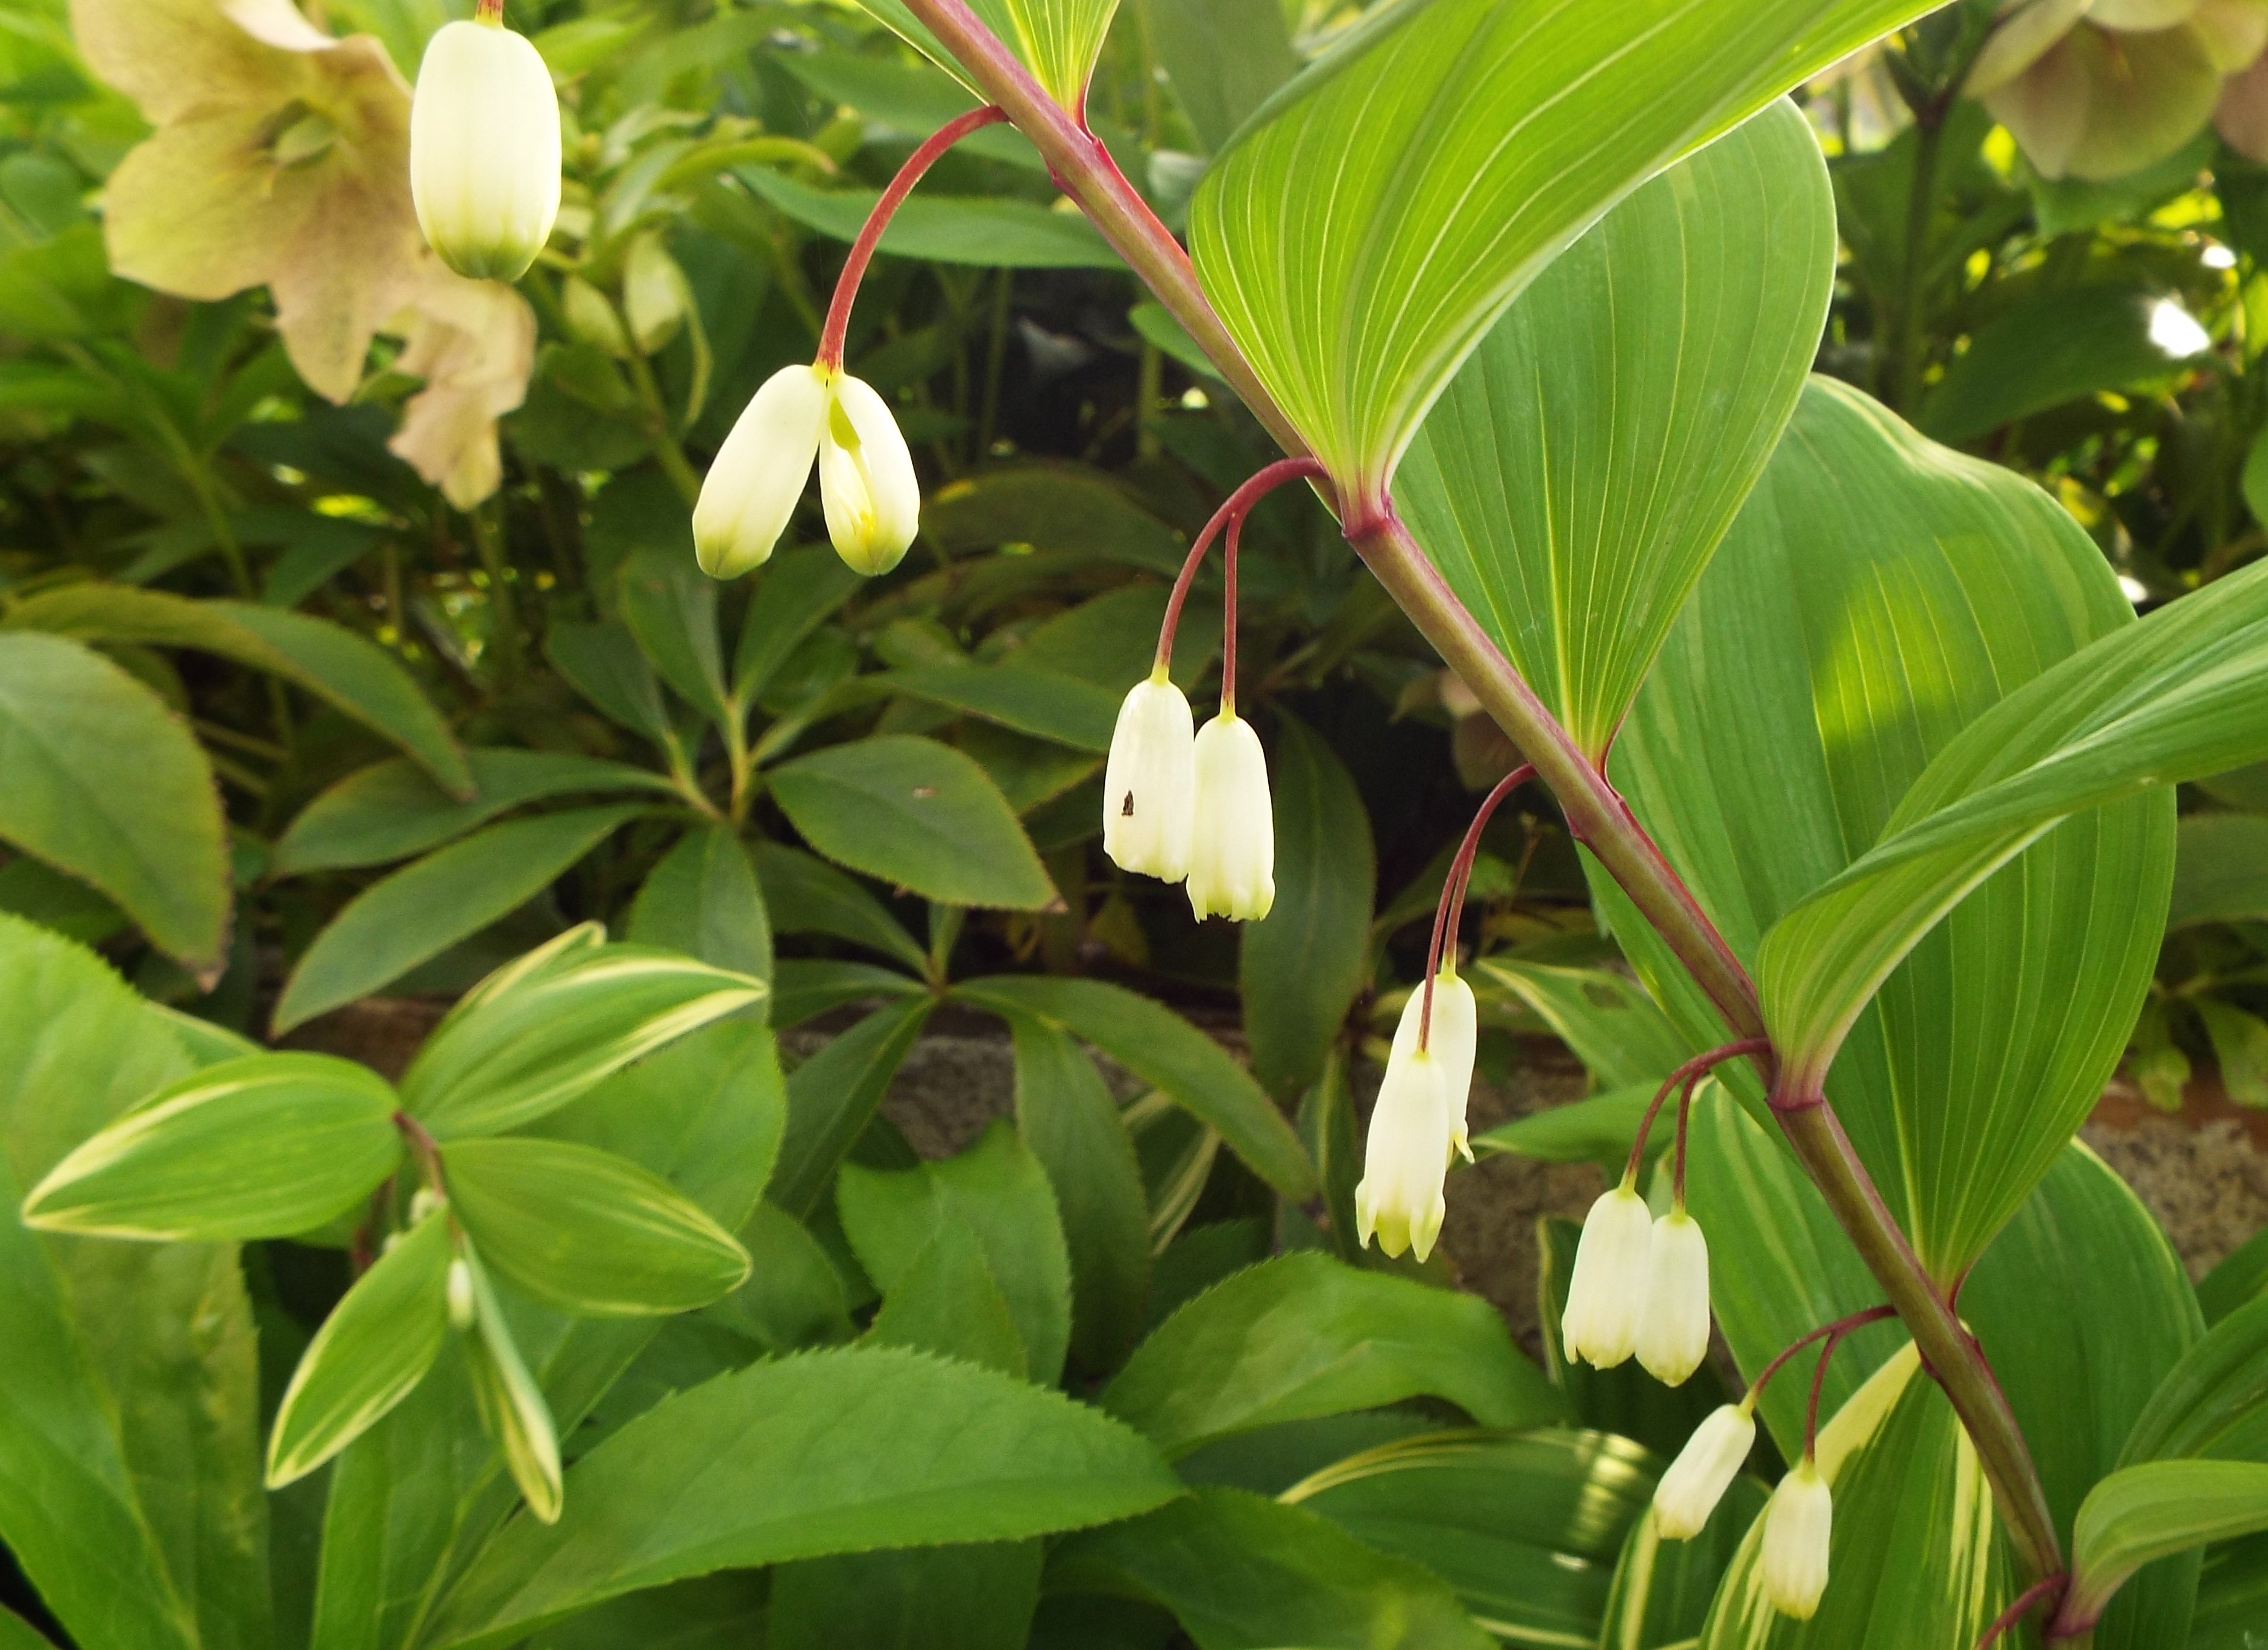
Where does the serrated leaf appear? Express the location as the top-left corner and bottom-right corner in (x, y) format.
(22, 1051), (400, 1241)
(627, 823), (773, 986)
(267, 1209), (453, 1488)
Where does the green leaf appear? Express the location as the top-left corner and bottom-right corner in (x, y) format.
(774, 48), (1043, 172)
(1101, 1251), (1562, 1456)
(273, 750), (671, 878)
(420, 1344), (1183, 1649)
(771, 994), (937, 1217)
(2191, 1532), (2268, 1650)
(1471, 960), (1686, 1091)
(2, 585), (472, 796)
(769, 735), (1055, 910)
(772, 1542), (1043, 1650)
(0, 632), (227, 972)
(627, 823), (773, 986)
(1757, 553), (2268, 1100)
(864, 1211), (1031, 1376)
(1283, 1428), (1659, 1646)
(1608, 377), (2173, 1277)
(1047, 1485), (1495, 1650)
(526, 1573), (768, 1650)
(2068, 1463), (2268, 1630)
(267, 1210), (453, 1488)
(1009, 1013), (1151, 1371)
(1696, 1346), (2007, 1649)
(1239, 714), (1375, 1103)
(443, 1137), (751, 1317)
(1187, 0), (1936, 491)
(772, 957), (928, 1031)
(706, 1200), (855, 1353)
(2200, 1225), (2268, 1327)
(733, 546), (864, 703)
(739, 168), (1122, 269)
(1394, 96), (1833, 757)
(923, 465), (1185, 570)
(618, 546), (730, 729)
(2121, 1289), (2268, 1467)
(1598, 1476), (1772, 1650)
(0, 852), (127, 945)
(461, 1252), (564, 1524)
(2199, 1000), (2268, 1110)
(0, 915), (261, 1650)
(401, 933), (767, 1138)
(1471, 1082), (1655, 1171)
(2170, 813), (2268, 928)
(1921, 284), (2210, 444)
(273, 807), (649, 1033)
(838, 1119), (1073, 1383)
(956, 975), (1316, 1200)
(886, 662), (1120, 752)
(21, 1051), (401, 1241)
(850, 0), (1121, 110)
(1146, 0), (1298, 152)
(546, 621), (671, 742)
(754, 840), (930, 974)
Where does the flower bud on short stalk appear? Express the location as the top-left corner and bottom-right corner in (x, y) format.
(446, 1256), (476, 1329)
(1103, 669), (1196, 880)
(409, 14), (562, 283)
(1652, 1400), (1756, 1539)
(1562, 1180), (1652, 1368)
(1637, 1206), (1712, 1386)
(693, 365), (918, 579)
(1355, 1044), (1453, 1262)
(1761, 1458), (1833, 1620)
(1187, 713), (1274, 921)
(1389, 970), (1477, 1161)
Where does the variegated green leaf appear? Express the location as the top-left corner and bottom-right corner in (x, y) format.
(854, 0), (1120, 115)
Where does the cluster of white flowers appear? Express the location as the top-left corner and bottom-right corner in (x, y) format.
(1348, 971), (1477, 1262)
(1562, 1179), (1713, 1385)
(1103, 673), (1276, 924)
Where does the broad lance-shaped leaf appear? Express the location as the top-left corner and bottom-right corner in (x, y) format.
(2066, 1463), (2268, 1630)
(441, 1136), (751, 1317)
(21, 1051), (401, 1240)
(1395, 97), (1833, 758)
(1759, 553), (2268, 1094)
(854, 0), (1119, 112)
(461, 1247), (563, 1525)
(400, 930), (766, 1137)
(1188, 0), (1940, 494)
(267, 1208), (453, 1487)
(1602, 377), (2168, 1279)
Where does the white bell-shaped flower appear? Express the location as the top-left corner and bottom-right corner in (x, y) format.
(1187, 712), (1274, 921)
(1354, 1044), (1453, 1261)
(1389, 971), (1477, 1161)
(1103, 670), (1196, 881)
(1636, 1208), (1712, 1386)
(1562, 1182), (1652, 1368)
(1761, 1458), (1833, 1620)
(1652, 1402), (1755, 1540)
(409, 19), (562, 283)
(695, 366), (918, 579)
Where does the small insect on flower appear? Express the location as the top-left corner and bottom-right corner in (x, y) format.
(694, 365), (919, 579)
(1636, 1206), (1712, 1386)
(1761, 1458), (1833, 1620)
(1562, 1182), (1652, 1368)
(1652, 1401), (1755, 1540)
(1186, 712), (1274, 921)
(1354, 1043), (1454, 1261)
(1103, 670), (1197, 882)
(1388, 971), (1477, 1162)
(409, 15), (563, 283)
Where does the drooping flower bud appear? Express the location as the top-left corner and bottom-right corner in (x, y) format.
(409, 17), (563, 283)
(446, 1256), (476, 1329)
(817, 374), (920, 575)
(1653, 1402), (1755, 1539)
(695, 365), (919, 579)
(1761, 1458), (1833, 1620)
(1389, 970), (1478, 1162)
(1355, 1045), (1452, 1262)
(1103, 670), (1196, 881)
(1187, 713), (1274, 921)
(1562, 1182), (1652, 1368)
(1637, 1207), (1712, 1386)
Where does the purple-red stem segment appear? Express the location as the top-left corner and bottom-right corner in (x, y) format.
(1418, 764), (1535, 1051)
(1155, 457), (1328, 675)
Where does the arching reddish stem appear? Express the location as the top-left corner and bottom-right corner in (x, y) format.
(1223, 512), (1243, 714)
(1154, 457), (1328, 674)
(1979, 1576), (2068, 1650)
(1417, 764), (1534, 1050)
(1803, 1305), (1900, 1455)
(817, 106), (1009, 369)
(1617, 1038), (1773, 1192)
(1745, 1304), (1897, 1423)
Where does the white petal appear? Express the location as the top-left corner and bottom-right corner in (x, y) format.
(1355, 1045), (1453, 1261)
(1103, 674), (1197, 880)
(411, 22), (563, 283)
(1653, 1404), (1755, 1540)
(818, 374), (921, 575)
(1562, 1184), (1652, 1368)
(1187, 713), (1274, 921)
(693, 365), (829, 579)
(1636, 1211), (1711, 1386)
(1390, 972), (1477, 1160)
(1761, 1461), (1833, 1620)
